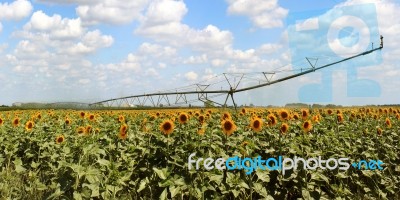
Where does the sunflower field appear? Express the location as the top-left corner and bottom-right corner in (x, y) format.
(0, 107), (399, 199)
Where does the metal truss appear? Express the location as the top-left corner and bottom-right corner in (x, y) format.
(89, 36), (384, 109)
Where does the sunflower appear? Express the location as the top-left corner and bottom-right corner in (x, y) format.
(178, 112), (189, 124)
(250, 117), (263, 132)
(56, 135), (65, 144)
(312, 115), (320, 123)
(280, 123), (289, 134)
(85, 125), (92, 135)
(279, 110), (290, 121)
(396, 114), (400, 120)
(36, 113), (42, 120)
(292, 113), (299, 120)
(302, 120), (312, 132)
(301, 109), (309, 120)
(197, 126), (205, 136)
(385, 118), (392, 128)
(241, 108), (246, 114)
(0, 117), (3, 126)
(12, 117), (20, 127)
(118, 115), (125, 123)
(25, 120), (34, 131)
(337, 114), (344, 123)
(119, 124), (128, 139)
(65, 118), (72, 125)
(77, 126), (85, 135)
(327, 109), (333, 115)
(221, 112), (231, 120)
(79, 111), (85, 119)
(88, 114), (95, 121)
(377, 127), (383, 136)
(267, 114), (277, 126)
(221, 119), (237, 136)
(160, 120), (174, 135)
(198, 115), (205, 124)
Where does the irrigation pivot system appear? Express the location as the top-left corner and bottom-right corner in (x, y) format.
(89, 36), (384, 109)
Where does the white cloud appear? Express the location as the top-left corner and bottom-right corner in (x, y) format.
(0, 0), (33, 21)
(76, 0), (149, 25)
(145, 67), (159, 77)
(183, 54), (208, 65)
(138, 42), (177, 58)
(78, 78), (90, 84)
(0, 43), (7, 53)
(259, 43), (282, 54)
(135, 0), (233, 51)
(65, 30), (113, 55)
(0, 22), (2, 33)
(184, 71), (198, 81)
(37, 0), (149, 25)
(24, 11), (84, 39)
(211, 59), (227, 67)
(106, 53), (142, 73)
(227, 0), (288, 29)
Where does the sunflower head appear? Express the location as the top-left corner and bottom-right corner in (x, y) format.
(337, 114), (344, 123)
(88, 114), (95, 121)
(267, 114), (277, 126)
(221, 112), (231, 120)
(178, 112), (189, 124)
(279, 110), (290, 121)
(302, 120), (312, 132)
(12, 117), (19, 127)
(118, 115), (125, 123)
(56, 135), (65, 144)
(292, 113), (299, 120)
(65, 118), (72, 125)
(312, 115), (320, 123)
(241, 108), (246, 114)
(197, 127), (205, 136)
(25, 120), (34, 131)
(250, 118), (263, 132)
(280, 123), (289, 134)
(301, 109), (309, 119)
(0, 117), (3, 125)
(221, 119), (237, 136)
(385, 118), (392, 128)
(85, 125), (92, 135)
(160, 120), (174, 135)
(377, 127), (383, 136)
(198, 115), (205, 124)
(79, 111), (85, 118)
(327, 109), (333, 115)
(77, 126), (85, 135)
(119, 124), (128, 139)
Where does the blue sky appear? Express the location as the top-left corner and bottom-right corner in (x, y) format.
(0, 0), (399, 106)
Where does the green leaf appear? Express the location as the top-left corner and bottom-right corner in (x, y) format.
(302, 188), (311, 199)
(239, 181), (249, 189)
(159, 188), (168, 200)
(256, 170), (270, 183)
(170, 186), (181, 198)
(97, 159), (110, 167)
(73, 192), (83, 200)
(209, 174), (223, 185)
(231, 189), (240, 198)
(137, 178), (148, 193)
(253, 183), (268, 197)
(153, 167), (167, 180)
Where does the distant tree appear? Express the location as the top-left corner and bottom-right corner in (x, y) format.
(204, 100), (214, 108)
